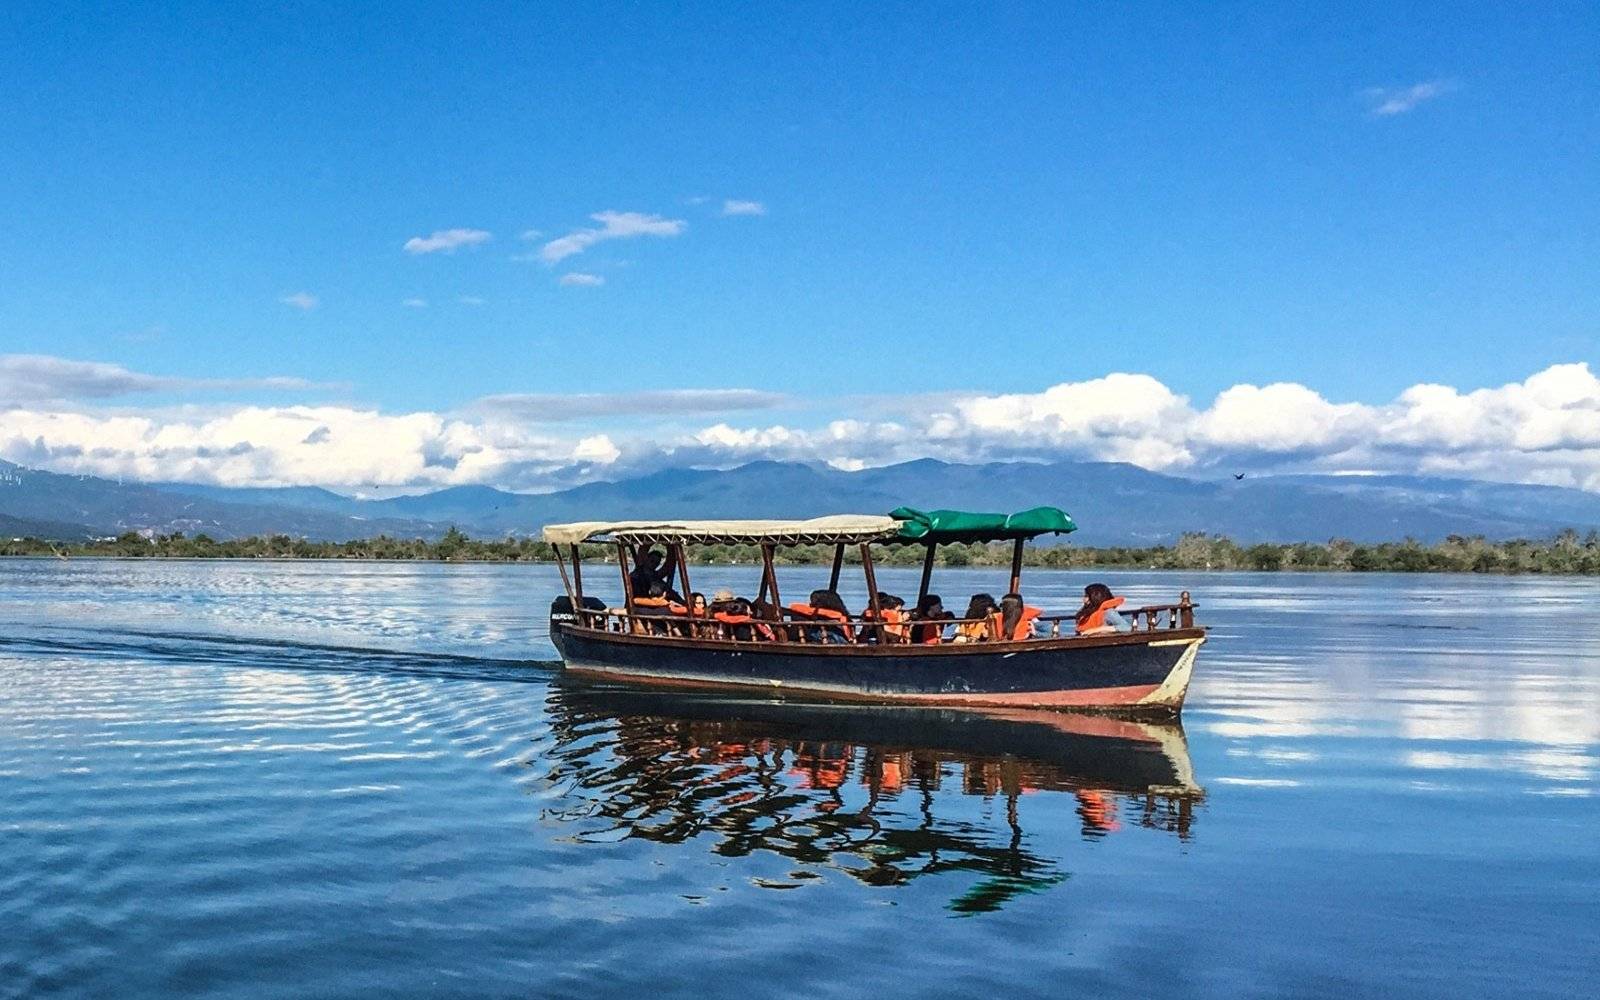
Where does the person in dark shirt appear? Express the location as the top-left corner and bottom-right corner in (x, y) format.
(629, 545), (679, 602)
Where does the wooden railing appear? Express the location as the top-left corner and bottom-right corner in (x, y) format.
(569, 594), (1197, 644)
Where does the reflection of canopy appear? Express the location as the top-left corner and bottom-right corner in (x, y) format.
(890, 506), (1076, 543)
(541, 514), (901, 546)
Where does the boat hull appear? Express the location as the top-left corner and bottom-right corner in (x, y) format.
(550, 625), (1204, 715)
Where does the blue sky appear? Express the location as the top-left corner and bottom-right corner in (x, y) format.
(2, 3), (1598, 491)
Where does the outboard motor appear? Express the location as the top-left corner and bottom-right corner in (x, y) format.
(550, 595), (606, 628)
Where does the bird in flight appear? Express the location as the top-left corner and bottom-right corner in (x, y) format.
(1233, 473), (1246, 480)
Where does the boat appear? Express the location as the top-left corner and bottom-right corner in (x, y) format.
(543, 507), (1206, 715)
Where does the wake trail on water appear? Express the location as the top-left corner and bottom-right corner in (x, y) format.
(0, 622), (562, 684)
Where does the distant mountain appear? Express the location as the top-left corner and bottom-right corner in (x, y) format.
(0, 460), (444, 541)
(149, 482), (367, 516)
(5, 457), (1600, 545)
(0, 512), (100, 541)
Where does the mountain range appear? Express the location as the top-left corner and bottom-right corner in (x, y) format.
(3, 457), (1599, 545)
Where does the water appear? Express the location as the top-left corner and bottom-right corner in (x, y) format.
(1, 560), (1596, 998)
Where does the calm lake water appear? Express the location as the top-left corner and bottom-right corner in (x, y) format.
(1, 560), (1596, 999)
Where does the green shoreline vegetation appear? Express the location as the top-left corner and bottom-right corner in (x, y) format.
(5, 527), (1600, 575)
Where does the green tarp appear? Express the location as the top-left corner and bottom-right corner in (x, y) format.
(889, 506), (1076, 544)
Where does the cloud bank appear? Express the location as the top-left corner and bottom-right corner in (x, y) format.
(473, 388), (786, 422)
(7, 356), (1600, 494)
(0, 354), (325, 405)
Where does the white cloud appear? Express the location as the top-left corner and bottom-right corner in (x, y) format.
(1194, 382), (1373, 454)
(559, 272), (604, 287)
(280, 292), (318, 311)
(722, 199), (766, 216)
(402, 298), (428, 308)
(572, 434), (621, 464)
(540, 211), (686, 264)
(403, 228), (492, 254)
(518, 229), (542, 241)
(0, 354), (325, 406)
(1364, 79), (1456, 116)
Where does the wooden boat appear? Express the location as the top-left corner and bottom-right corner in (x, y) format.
(544, 507), (1206, 716)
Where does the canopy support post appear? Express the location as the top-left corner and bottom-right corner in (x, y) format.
(761, 543), (782, 618)
(1009, 538), (1025, 595)
(828, 543), (845, 592)
(616, 541), (635, 616)
(570, 545), (585, 624)
(860, 543), (883, 641)
(917, 542), (937, 606)
(672, 543), (692, 606)
(554, 544), (576, 608)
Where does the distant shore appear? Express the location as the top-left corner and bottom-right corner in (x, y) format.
(4, 528), (1598, 575)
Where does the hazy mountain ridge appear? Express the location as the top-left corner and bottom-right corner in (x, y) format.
(5, 458), (1600, 544)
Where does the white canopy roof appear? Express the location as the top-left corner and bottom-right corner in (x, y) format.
(542, 514), (900, 546)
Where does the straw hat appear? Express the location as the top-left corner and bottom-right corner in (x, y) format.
(712, 588), (736, 602)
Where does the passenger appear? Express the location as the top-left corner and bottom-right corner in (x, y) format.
(711, 593), (767, 641)
(1075, 582), (1131, 635)
(858, 592), (907, 644)
(629, 580), (683, 634)
(629, 546), (679, 602)
(747, 599), (781, 641)
(909, 594), (954, 645)
(789, 588), (853, 643)
(952, 593), (999, 643)
(997, 592), (1043, 640)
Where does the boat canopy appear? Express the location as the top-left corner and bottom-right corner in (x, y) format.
(541, 514), (901, 546)
(543, 506), (1076, 547)
(890, 506), (1076, 543)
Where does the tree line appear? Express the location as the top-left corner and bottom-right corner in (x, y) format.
(5, 527), (1600, 575)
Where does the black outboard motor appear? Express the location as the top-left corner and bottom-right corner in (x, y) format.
(551, 595), (607, 628)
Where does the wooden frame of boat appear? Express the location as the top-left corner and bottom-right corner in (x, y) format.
(544, 513), (1207, 715)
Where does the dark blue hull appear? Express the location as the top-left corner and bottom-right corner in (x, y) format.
(550, 624), (1204, 714)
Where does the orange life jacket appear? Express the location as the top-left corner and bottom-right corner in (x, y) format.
(861, 606), (908, 640)
(1076, 596), (1126, 634)
(788, 603), (854, 640)
(955, 618), (991, 641)
(633, 595), (681, 609)
(713, 610), (775, 640)
(1010, 606), (1042, 640)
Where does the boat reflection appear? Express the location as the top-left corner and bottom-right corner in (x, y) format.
(540, 679), (1205, 912)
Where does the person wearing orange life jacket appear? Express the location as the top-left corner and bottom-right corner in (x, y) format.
(1075, 582), (1132, 635)
(711, 596), (776, 641)
(788, 588), (854, 643)
(909, 594), (954, 644)
(952, 593), (999, 642)
(630, 580), (688, 635)
(858, 592), (907, 644)
(996, 592), (1043, 640)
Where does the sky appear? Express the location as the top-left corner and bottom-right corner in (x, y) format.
(1, 2), (1598, 493)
